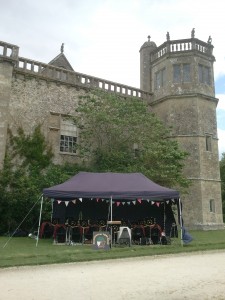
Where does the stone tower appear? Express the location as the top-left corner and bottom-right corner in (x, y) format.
(140, 30), (223, 229)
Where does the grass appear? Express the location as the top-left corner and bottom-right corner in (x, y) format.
(0, 230), (225, 268)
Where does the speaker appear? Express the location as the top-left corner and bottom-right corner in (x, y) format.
(117, 227), (131, 246)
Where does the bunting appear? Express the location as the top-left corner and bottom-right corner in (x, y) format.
(53, 197), (176, 207)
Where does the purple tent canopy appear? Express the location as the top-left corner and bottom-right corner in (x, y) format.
(43, 172), (179, 201)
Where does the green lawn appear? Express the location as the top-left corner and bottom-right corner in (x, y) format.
(0, 230), (225, 268)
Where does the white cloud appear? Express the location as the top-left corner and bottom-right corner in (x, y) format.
(1, 0), (225, 87)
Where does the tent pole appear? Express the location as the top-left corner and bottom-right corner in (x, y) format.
(178, 198), (183, 246)
(110, 196), (113, 247)
(110, 196), (113, 222)
(36, 195), (44, 247)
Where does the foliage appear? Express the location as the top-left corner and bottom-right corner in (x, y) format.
(10, 125), (53, 169)
(75, 91), (189, 189)
(0, 126), (82, 234)
(219, 152), (225, 221)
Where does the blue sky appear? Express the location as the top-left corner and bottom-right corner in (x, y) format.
(1, 0), (225, 158)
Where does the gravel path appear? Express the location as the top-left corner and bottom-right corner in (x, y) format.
(0, 251), (225, 300)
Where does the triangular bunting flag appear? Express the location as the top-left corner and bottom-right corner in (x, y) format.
(79, 198), (82, 202)
(116, 202), (120, 207)
(65, 201), (69, 207)
(156, 202), (160, 207)
(72, 200), (76, 204)
(132, 201), (136, 205)
(122, 202), (126, 205)
(57, 200), (61, 204)
(137, 198), (142, 204)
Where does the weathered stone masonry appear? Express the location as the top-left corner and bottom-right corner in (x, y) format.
(0, 32), (223, 230)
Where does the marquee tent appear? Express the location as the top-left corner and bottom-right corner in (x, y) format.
(36, 172), (183, 246)
(42, 171), (180, 200)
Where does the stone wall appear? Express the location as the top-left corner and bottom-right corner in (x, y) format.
(9, 73), (86, 165)
(0, 37), (223, 229)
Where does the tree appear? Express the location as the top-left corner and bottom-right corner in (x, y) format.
(220, 152), (225, 220)
(74, 91), (189, 189)
(0, 126), (82, 234)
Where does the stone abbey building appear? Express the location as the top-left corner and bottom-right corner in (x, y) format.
(0, 30), (223, 230)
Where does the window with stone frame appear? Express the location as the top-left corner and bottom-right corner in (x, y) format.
(154, 68), (166, 90)
(198, 64), (211, 85)
(205, 134), (212, 152)
(183, 64), (191, 82)
(60, 117), (77, 154)
(173, 63), (191, 83)
(209, 199), (215, 213)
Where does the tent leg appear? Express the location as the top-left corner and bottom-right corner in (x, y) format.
(36, 195), (44, 247)
(110, 196), (112, 248)
(178, 198), (183, 246)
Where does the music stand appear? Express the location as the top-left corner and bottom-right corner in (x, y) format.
(107, 221), (121, 247)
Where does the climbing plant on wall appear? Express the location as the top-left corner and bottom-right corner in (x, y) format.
(0, 126), (82, 234)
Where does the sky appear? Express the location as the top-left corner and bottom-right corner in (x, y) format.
(1, 0), (225, 158)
